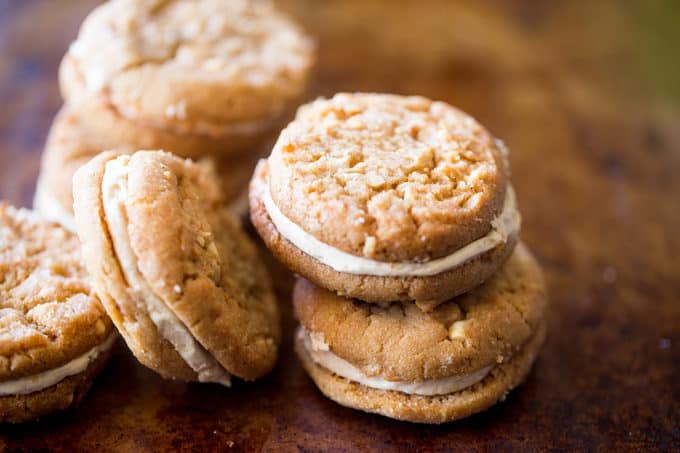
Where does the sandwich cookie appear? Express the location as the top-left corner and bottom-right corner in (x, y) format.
(0, 204), (115, 423)
(294, 243), (547, 424)
(34, 106), (258, 231)
(73, 150), (280, 383)
(60, 0), (315, 147)
(251, 93), (520, 308)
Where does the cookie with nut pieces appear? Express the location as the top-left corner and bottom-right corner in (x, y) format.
(60, 0), (315, 141)
(73, 150), (280, 384)
(251, 93), (520, 308)
(293, 243), (546, 423)
(0, 204), (116, 423)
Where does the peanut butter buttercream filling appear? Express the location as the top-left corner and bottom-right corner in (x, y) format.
(102, 155), (231, 386)
(0, 332), (116, 396)
(263, 174), (520, 277)
(298, 327), (492, 396)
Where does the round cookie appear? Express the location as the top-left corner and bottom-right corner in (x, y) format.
(73, 150), (280, 382)
(293, 243), (547, 424)
(34, 106), (260, 231)
(0, 204), (116, 423)
(250, 93), (520, 307)
(60, 0), (315, 138)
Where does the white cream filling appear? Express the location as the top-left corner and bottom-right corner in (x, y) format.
(262, 175), (521, 277)
(0, 332), (117, 396)
(299, 328), (492, 396)
(33, 178), (77, 233)
(102, 156), (231, 387)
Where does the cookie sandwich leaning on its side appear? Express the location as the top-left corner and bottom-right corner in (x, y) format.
(73, 150), (280, 385)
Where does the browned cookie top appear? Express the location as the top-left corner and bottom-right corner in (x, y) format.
(267, 93), (508, 262)
(0, 204), (113, 381)
(293, 243), (546, 381)
(60, 0), (315, 135)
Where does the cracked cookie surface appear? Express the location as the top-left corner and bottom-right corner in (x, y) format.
(73, 151), (280, 381)
(267, 93), (507, 262)
(293, 243), (546, 381)
(60, 0), (315, 135)
(0, 204), (113, 382)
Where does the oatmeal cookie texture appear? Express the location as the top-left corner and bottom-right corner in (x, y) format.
(60, 0), (316, 136)
(293, 243), (547, 423)
(267, 93), (508, 262)
(73, 151), (280, 383)
(0, 204), (115, 423)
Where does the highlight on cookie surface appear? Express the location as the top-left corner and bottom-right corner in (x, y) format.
(250, 92), (520, 305)
(0, 203), (116, 423)
(292, 243), (547, 424)
(72, 150), (280, 385)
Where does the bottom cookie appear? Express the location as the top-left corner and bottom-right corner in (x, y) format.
(0, 343), (114, 424)
(295, 323), (546, 424)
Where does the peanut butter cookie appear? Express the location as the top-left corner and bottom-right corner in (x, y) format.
(293, 243), (546, 423)
(73, 151), (280, 383)
(0, 204), (115, 423)
(60, 0), (315, 140)
(251, 93), (519, 307)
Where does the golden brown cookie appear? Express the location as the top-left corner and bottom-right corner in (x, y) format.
(60, 0), (315, 138)
(0, 204), (116, 423)
(73, 150), (280, 383)
(250, 93), (519, 307)
(34, 106), (260, 231)
(293, 243), (547, 423)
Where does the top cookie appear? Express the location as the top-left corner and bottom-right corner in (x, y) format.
(60, 0), (315, 136)
(267, 93), (508, 263)
(0, 204), (113, 381)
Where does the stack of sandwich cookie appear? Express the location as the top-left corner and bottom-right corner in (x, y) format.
(35, 0), (315, 229)
(250, 93), (547, 423)
(0, 204), (116, 423)
(73, 150), (280, 383)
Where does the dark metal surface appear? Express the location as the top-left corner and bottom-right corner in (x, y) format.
(0, 1), (678, 451)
